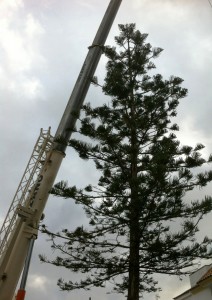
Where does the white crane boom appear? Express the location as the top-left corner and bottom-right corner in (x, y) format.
(0, 128), (53, 260)
(0, 1), (122, 299)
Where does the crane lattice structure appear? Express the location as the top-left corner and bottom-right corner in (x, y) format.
(0, 128), (53, 260)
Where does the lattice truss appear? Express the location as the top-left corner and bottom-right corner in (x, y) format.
(0, 128), (53, 257)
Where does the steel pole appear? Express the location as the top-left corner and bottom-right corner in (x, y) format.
(15, 239), (34, 300)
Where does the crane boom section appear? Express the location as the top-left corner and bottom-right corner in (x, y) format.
(54, 0), (122, 153)
(0, 129), (52, 260)
(0, 1), (122, 299)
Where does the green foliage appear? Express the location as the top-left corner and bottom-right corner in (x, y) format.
(41, 24), (212, 299)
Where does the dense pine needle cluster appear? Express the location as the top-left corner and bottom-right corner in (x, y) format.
(40, 24), (212, 300)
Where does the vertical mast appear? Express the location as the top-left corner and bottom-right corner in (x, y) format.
(0, 1), (122, 299)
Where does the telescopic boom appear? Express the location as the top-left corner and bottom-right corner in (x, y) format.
(0, 1), (122, 299)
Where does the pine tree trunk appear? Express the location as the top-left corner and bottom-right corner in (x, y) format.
(127, 88), (140, 300)
(128, 209), (140, 300)
(128, 158), (140, 300)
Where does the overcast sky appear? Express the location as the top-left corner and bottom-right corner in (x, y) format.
(1, 0), (212, 299)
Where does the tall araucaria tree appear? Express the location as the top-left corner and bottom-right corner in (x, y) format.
(40, 24), (212, 300)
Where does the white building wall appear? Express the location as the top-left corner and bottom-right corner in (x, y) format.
(190, 288), (212, 300)
(175, 286), (212, 300)
(190, 264), (212, 287)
